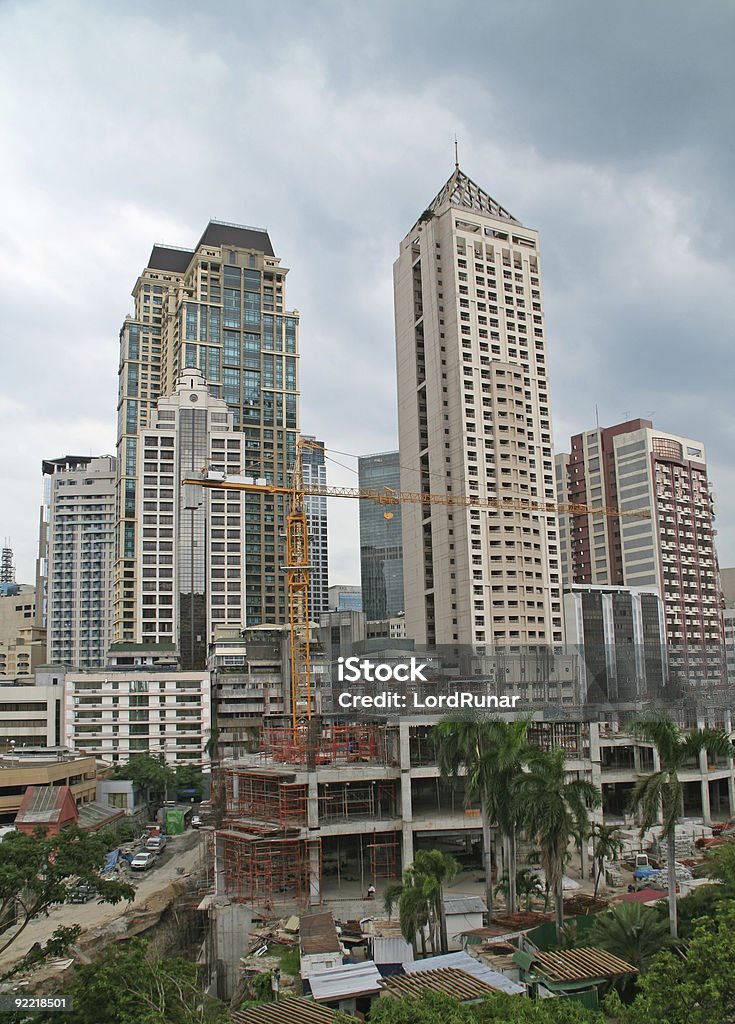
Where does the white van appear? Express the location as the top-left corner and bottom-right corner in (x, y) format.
(145, 834), (167, 854)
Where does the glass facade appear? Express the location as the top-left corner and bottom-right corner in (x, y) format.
(358, 452), (404, 621)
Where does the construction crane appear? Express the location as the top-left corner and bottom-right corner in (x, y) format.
(184, 440), (649, 738)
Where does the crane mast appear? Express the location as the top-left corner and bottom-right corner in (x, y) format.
(185, 446), (650, 741)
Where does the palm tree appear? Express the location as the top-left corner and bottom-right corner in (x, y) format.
(383, 850), (459, 955)
(627, 709), (732, 938)
(516, 747), (601, 940)
(495, 868), (544, 911)
(591, 823), (624, 898)
(409, 850), (460, 954)
(588, 902), (675, 971)
(434, 714), (532, 917)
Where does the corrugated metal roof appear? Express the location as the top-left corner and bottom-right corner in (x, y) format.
(444, 895), (488, 915)
(232, 997), (338, 1024)
(308, 962), (382, 1001)
(531, 947), (638, 983)
(369, 936), (414, 966)
(16, 786), (70, 824)
(300, 912), (341, 955)
(405, 951), (525, 995)
(381, 967), (499, 1001)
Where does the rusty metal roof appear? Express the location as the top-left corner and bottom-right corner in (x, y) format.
(381, 967), (500, 1002)
(300, 912), (341, 955)
(531, 947), (638, 984)
(232, 998), (338, 1024)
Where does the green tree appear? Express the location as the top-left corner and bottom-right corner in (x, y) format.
(113, 753), (175, 805)
(434, 714), (532, 916)
(587, 902), (674, 971)
(606, 900), (735, 1024)
(410, 849), (460, 954)
(516, 747), (601, 939)
(384, 850), (459, 956)
(60, 938), (229, 1024)
(0, 826), (134, 974)
(494, 868), (544, 912)
(590, 823), (624, 898)
(370, 988), (603, 1022)
(627, 709), (731, 937)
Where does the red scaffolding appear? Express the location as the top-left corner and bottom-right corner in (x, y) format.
(223, 769), (308, 826)
(218, 824), (321, 912)
(260, 722), (385, 766)
(367, 830), (399, 880)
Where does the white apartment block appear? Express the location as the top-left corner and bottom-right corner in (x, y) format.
(64, 664), (211, 766)
(39, 456), (116, 668)
(394, 168), (561, 647)
(134, 368), (245, 669)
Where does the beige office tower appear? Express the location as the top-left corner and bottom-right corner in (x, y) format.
(394, 168), (562, 647)
(114, 222), (299, 646)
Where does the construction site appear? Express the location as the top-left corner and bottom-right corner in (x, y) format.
(210, 704), (735, 921)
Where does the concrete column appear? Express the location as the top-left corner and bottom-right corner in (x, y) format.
(700, 776), (712, 826)
(307, 771), (321, 905)
(399, 723), (414, 871)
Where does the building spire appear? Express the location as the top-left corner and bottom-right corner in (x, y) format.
(454, 134), (459, 171)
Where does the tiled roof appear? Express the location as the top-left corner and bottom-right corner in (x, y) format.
(231, 998), (338, 1024)
(531, 947), (638, 984)
(381, 967), (499, 1001)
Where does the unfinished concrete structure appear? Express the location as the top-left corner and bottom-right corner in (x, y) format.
(212, 703), (735, 917)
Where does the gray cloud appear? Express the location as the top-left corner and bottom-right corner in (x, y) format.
(1, 0), (733, 587)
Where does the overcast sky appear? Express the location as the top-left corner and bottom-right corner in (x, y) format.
(1, 0), (734, 588)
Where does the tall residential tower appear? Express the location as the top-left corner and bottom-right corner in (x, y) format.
(558, 419), (723, 678)
(394, 168), (562, 647)
(114, 222), (300, 647)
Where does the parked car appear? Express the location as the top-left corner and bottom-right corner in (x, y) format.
(191, 815), (202, 829)
(67, 882), (96, 904)
(145, 835), (167, 854)
(130, 852), (156, 871)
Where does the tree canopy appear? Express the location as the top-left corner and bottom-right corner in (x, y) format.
(370, 989), (603, 1023)
(0, 825), (133, 976)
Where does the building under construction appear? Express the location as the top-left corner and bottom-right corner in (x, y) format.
(213, 699), (735, 918)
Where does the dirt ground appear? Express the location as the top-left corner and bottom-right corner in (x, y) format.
(0, 829), (209, 980)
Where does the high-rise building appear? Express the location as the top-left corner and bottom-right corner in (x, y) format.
(0, 583), (45, 678)
(115, 221), (299, 642)
(327, 585), (362, 612)
(358, 452), (404, 622)
(38, 456), (116, 668)
(394, 167), (561, 647)
(559, 419), (723, 675)
(131, 368), (245, 669)
(563, 584), (667, 702)
(301, 436), (329, 619)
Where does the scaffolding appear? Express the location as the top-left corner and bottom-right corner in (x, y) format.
(260, 722), (388, 766)
(318, 780), (397, 823)
(223, 769), (308, 826)
(367, 830), (399, 880)
(218, 824), (321, 912)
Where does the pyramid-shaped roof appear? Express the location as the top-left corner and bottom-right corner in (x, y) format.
(420, 167), (520, 226)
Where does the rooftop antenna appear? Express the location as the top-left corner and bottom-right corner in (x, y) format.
(595, 404), (600, 430)
(454, 135), (459, 170)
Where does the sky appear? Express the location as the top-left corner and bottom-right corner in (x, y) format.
(1, 0), (734, 588)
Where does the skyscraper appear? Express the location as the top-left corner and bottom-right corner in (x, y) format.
(132, 368), (245, 669)
(559, 419), (723, 676)
(394, 168), (562, 647)
(114, 221), (300, 644)
(358, 452), (404, 621)
(39, 456), (116, 668)
(301, 436), (329, 619)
